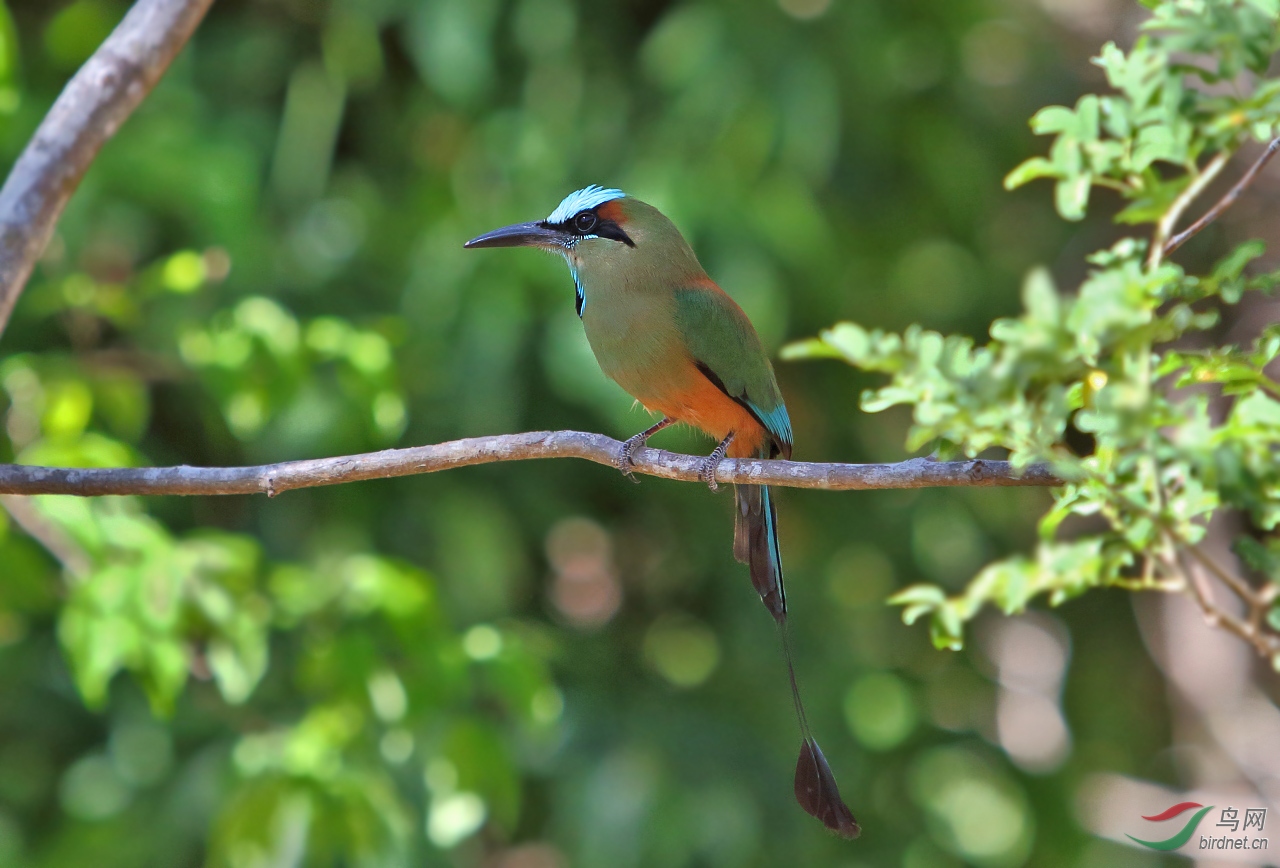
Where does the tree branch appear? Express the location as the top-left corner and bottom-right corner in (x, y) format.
(1147, 148), (1231, 271)
(1164, 136), (1280, 258)
(0, 430), (1063, 497)
(0, 0), (215, 338)
(0, 495), (91, 579)
(1167, 537), (1280, 662)
(1184, 540), (1264, 608)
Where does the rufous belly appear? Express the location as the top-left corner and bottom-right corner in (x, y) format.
(632, 362), (771, 459)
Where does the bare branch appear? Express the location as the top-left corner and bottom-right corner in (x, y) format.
(1169, 538), (1280, 662)
(0, 0), (215, 338)
(1164, 136), (1280, 258)
(1147, 148), (1231, 271)
(1184, 569), (1280, 660)
(0, 495), (90, 579)
(1185, 540), (1265, 608)
(0, 430), (1063, 497)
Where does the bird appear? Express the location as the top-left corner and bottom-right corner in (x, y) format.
(465, 185), (859, 839)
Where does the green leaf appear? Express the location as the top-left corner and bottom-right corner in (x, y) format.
(1021, 267), (1059, 323)
(1055, 174), (1092, 221)
(1029, 104), (1078, 135)
(889, 584), (948, 625)
(1004, 157), (1059, 190)
(779, 337), (839, 360)
(1114, 176), (1190, 225)
(818, 322), (872, 362)
(1234, 535), (1280, 582)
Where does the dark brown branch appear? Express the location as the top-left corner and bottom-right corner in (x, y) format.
(0, 0), (215, 338)
(1164, 136), (1280, 257)
(0, 430), (1063, 496)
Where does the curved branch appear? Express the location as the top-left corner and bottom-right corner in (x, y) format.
(0, 0), (215, 338)
(0, 430), (1063, 497)
(1147, 149), (1231, 271)
(1164, 136), (1280, 257)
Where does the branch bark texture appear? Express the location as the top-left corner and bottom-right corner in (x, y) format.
(0, 0), (215, 337)
(0, 430), (1063, 497)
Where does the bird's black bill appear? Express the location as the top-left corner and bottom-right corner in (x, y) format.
(463, 221), (568, 250)
(795, 737), (861, 839)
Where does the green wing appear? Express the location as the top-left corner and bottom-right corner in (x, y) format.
(673, 286), (793, 457)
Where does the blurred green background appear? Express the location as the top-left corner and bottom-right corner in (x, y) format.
(0, 0), (1199, 866)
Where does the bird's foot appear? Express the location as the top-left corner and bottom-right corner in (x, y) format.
(700, 433), (734, 492)
(617, 417), (675, 484)
(618, 433), (646, 484)
(698, 458), (719, 491)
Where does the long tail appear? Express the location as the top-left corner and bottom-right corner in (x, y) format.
(734, 483), (786, 623)
(734, 482), (860, 839)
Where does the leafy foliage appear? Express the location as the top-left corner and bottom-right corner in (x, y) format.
(0, 0), (1233, 865)
(1003, 0), (1280, 222)
(788, 0), (1280, 661)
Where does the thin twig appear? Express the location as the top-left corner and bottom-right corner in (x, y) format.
(1164, 136), (1280, 257)
(1191, 592), (1277, 657)
(0, 495), (90, 579)
(1147, 149), (1232, 271)
(1178, 549), (1220, 625)
(1113, 575), (1183, 593)
(0, 430), (1065, 497)
(1185, 540), (1264, 607)
(1167, 542), (1213, 612)
(0, 0), (215, 339)
(1169, 538), (1280, 659)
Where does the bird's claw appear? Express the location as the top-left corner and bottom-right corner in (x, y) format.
(700, 433), (733, 493)
(618, 438), (644, 484)
(699, 457), (720, 492)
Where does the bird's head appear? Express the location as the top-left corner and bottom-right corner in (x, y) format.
(464, 185), (636, 260)
(465, 186), (706, 306)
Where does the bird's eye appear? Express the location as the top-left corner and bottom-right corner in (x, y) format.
(573, 211), (598, 233)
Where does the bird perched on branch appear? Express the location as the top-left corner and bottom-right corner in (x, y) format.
(465, 185), (858, 838)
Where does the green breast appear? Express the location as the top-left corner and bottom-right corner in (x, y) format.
(575, 253), (685, 403)
(566, 198), (718, 405)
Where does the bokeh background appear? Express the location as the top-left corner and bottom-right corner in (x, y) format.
(0, 0), (1274, 866)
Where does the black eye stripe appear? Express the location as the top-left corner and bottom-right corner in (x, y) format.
(548, 208), (635, 247)
(594, 220), (635, 247)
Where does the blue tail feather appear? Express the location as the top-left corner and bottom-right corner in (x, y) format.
(735, 483), (786, 622)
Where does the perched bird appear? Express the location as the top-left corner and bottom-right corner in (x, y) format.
(466, 185), (858, 838)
